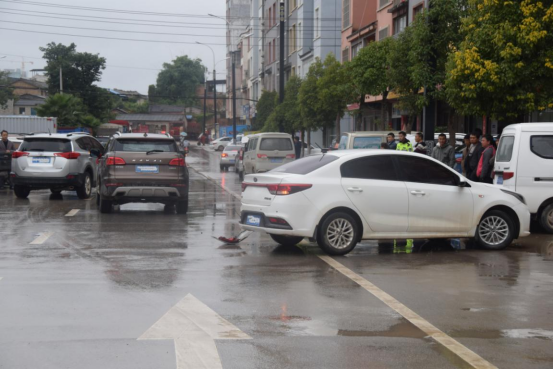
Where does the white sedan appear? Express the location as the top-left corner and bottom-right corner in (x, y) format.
(210, 137), (233, 151)
(240, 150), (531, 255)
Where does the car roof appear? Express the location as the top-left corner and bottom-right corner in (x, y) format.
(503, 122), (553, 132)
(113, 133), (174, 140)
(343, 131), (399, 137)
(248, 132), (292, 138)
(22, 133), (90, 140)
(321, 149), (437, 160)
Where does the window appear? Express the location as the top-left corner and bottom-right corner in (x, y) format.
(315, 8), (320, 38)
(341, 156), (398, 181)
(352, 136), (381, 149)
(292, 24), (296, 52)
(342, 47), (349, 62)
(531, 135), (553, 159)
(379, 0), (391, 7)
(298, 65), (301, 78)
(30, 108), (37, 115)
(20, 139), (71, 153)
(273, 3), (276, 25)
(113, 139), (178, 152)
(269, 8), (272, 27)
(496, 136), (515, 162)
(413, 4), (424, 19)
(395, 156), (459, 186)
(393, 14), (407, 35)
(273, 40), (276, 63)
(272, 154), (339, 174)
(19, 107), (25, 114)
(352, 43), (362, 59)
(338, 135), (348, 150)
(289, 27), (293, 54)
(268, 41), (272, 63)
(378, 27), (388, 40)
(76, 137), (92, 151)
(298, 22), (302, 50)
(342, 0), (351, 29)
(259, 137), (293, 151)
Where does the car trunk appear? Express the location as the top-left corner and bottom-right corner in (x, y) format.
(17, 138), (73, 174)
(258, 137), (295, 164)
(108, 152), (183, 184)
(242, 172), (291, 207)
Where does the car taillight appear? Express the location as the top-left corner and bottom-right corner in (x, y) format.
(503, 172), (514, 180)
(257, 154), (268, 159)
(12, 151), (29, 158)
(106, 157), (126, 166)
(267, 217), (290, 226)
(221, 153), (228, 158)
(169, 158), (185, 166)
(242, 183), (312, 195)
(286, 154), (295, 159)
(54, 152), (80, 159)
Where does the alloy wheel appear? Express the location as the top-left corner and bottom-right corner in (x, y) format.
(326, 218), (355, 250)
(85, 175), (91, 196)
(478, 216), (509, 245)
(547, 209), (553, 228)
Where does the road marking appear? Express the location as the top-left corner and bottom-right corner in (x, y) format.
(65, 209), (80, 217)
(139, 294), (251, 369)
(318, 255), (497, 369)
(187, 165), (242, 201)
(30, 232), (53, 245)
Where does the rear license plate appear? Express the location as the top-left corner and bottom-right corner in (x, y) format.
(135, 165), (159, 173)
(230, 159), (235, 163)
(246, 215), (261, 226)
(497, 175), (503, 185)
(270, 158), (283, 163)
(32, 157), (51, 164)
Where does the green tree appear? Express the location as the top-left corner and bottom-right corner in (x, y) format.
(154, 56), (205, 104)
(37, 93), (100, 130)
(299, 58), (326, 131)
(349, 38), (394, 130)
(255, 90), (278, 130)
(445, 0), (553, 122)
(263, 76), (303, 133)
(0, 71), (15, 109)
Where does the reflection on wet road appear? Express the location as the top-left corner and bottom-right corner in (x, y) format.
(0, 145), (551, 369)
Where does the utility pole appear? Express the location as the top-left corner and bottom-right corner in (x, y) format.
(203, 83), (207, 136)
(213, 69), (217, 139)
(59, 66), (63, 94)
(278, 0), (285, 132)
(232, 52), (237, 142)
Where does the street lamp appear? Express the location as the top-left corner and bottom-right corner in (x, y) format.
(196, 41), (218, 138)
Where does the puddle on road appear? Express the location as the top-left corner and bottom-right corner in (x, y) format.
(337, 320), (427, 339)
(511, 238), (553, 261)
(450, 328), (553, 340)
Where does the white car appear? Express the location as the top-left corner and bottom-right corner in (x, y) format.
(220, 144), (242, 171)
(210, 137), (233, 151)
(240, 150), (531, 255)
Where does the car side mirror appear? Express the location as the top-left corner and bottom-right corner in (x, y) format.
(459, 180), (471, 188)
(90, 149), (101, 158)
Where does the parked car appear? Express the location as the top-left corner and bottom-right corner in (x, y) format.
(240, 150), (530, 255)
(220, 145), (242, 171)
(11, 133), (104, 199)
(210, 137), (233, 151)
(494, 123), (553, 233)
(95, 133), (189, 214)
(242, 133), (295, 175)
(338, 131), (398, 150)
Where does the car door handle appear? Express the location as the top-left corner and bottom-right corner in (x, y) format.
(410, 190), (426, 196)
(347, 187), (363, 192)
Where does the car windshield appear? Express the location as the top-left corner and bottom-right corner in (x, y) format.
(352, 137), (382, 149)
(112, 139), (177, 152)
(225, 145), (241, 152)
(20, 138), (72, 152)
(259, 138), (293, 151)
(271, 154), (339, 175)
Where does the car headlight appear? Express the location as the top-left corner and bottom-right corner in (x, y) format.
(501, 189), (526, 205)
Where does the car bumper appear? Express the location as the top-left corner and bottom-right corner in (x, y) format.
(514, 202), (531, 238)
(11, 173), (85, 189)
(221, 158), (236, 166)
(103, 185), (188, 205)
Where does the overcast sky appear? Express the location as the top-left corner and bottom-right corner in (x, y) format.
(0, 0), (229, 94)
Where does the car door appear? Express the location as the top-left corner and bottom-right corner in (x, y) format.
(394, 155), (473, 234)
(340, 155), (409, 233)
(244, 138), (256, 174)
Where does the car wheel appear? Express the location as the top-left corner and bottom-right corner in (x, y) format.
(76, 172), (92, 199)
(269, 234), (304, 247)
(218, 145), (224, 151)
(50, 189), (62, 194)
(14, 185), (31, 199)
(164, 204), (175, 213)
(99, 192), (113, 214)
(317, 212), (359, 255)
(176, 199), (188, 214)
(475, 210), (515, 250)
(539, 204), (553, 234)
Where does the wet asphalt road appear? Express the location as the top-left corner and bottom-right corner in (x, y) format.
(0, 145), (552, 369)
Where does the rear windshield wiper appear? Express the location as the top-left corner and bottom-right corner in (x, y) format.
(146, 150), (164, 155)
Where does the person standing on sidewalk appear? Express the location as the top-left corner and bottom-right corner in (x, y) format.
(413, 132), (427, 155)
(464, 133), (484, 181)
(293, 136), (302, 160)
(477, 134), (496, 184)
(461, 134), (471, 176)
(386, 133), (397, 150)
(396, 131), (413, 152)
(431, 134), (455, 168)
(0, 130), (14, 154)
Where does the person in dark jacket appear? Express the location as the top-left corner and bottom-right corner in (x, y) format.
(413, 132), (427, 155)
(0, 130), (15, 154)
(386, 133), (397, 150)
(464, 133), (484, 181)
(294, 136), (302, 160)
(477, 134), (495, 184)
(432, 134), (455, 167)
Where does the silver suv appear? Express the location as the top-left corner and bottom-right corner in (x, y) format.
(11, 132), (104, 199)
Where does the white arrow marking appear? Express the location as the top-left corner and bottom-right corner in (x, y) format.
(30, 232), (53, 245)
(138, 294), (251, 369)
(65, 209), (80, 217)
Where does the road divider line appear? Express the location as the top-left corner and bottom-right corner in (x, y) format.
(65, 209), (80, 217)
(30, 232), (53, 245)
(318, 255), (498, 369)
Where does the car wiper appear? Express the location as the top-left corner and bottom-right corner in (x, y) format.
(146, 150), (164, 155)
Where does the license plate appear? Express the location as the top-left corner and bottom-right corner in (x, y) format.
(270, 158), (283, 163)
(135, 165), (159, 173)
(230, 159), (235, 163)
(246, 215), (261, 226)
(497, 175), (503, 185)
(32, 157), (51, 164)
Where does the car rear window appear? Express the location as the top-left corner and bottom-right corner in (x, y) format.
(259, 137), (293, 151)
(270, 154), (339, 175)
(496, 136), (515, 162)
(531, 135), (553, 159)
(20, 138), (72, 152)
(112, 139), (177, 152)
(352, 137), (382, 149)
(225, 145), (241, 151)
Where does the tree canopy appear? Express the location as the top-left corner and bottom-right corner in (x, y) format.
(37, 93), (101, 129)
(154, 56), (205, 105)
(254, 90), (278, 130)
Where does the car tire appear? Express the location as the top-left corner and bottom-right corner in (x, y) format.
(539, 204), (553, 234)
(220, 165), (224, 171)
(76, 172), (92, 199)
(176, 199), (188, 214)
(50, 189), (62, 194)
(269, 234), (304, 247)
(475, 210), (515, 250)
(99, 192), (112, 214)
(14, 185), (31, 199)
(218, 145), (224, 151)
(317, 212), (359, 255)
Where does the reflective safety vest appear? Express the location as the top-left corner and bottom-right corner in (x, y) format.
(396, 140), (413, 152)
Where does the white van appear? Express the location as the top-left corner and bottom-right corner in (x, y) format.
(243, 133), (295, 174)
(338, 131), (398, 150)
(494, 123), (553, 233)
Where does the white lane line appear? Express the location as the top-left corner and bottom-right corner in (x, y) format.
(318, 255), (498, 369)
(65, 209), (80, 217)
(30, 232), (53, 245)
